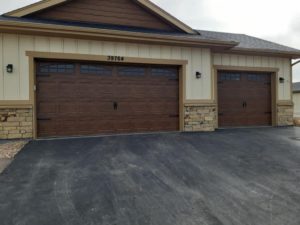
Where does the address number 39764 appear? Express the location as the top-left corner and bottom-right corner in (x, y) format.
(107, 56), (125, 61)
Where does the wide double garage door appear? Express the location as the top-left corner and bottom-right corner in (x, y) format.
(36, 60), (179, 138)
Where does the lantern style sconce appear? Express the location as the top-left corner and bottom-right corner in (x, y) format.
(279, 77), (285, 83)
(196, 71), (202, 79)
(6, 64), (13, 73)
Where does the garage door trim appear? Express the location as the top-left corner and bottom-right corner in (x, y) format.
(27, 51), (188, 138)
(214, 65), (278, 128)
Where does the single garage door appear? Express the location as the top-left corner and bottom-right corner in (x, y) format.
(36, 60), (179, 137)
(218, 71), (272, 127)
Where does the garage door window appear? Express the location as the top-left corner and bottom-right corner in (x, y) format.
(151, 68), (177, 78)
(220, 73), (241, 81)
(247, 74), (266, 81)
(38, 63), (75, 74)
(80, 64), (113, 75)
(118, 67), (146, 76)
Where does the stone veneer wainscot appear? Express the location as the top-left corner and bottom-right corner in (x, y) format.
(0, 108), (33, 139)
(277, 104), (294, 126)
(184, 104), (217, 132)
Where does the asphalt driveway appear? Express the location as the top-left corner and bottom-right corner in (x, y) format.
(0, 128), (300, 225)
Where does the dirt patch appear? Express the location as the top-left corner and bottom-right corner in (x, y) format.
(0, 141), (28, 159)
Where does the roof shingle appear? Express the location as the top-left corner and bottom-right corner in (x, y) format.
(293, 82), (300, 92)
(198, 30), (300, 55)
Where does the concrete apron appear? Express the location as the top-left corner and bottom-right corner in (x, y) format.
(0, 159), (12, 174)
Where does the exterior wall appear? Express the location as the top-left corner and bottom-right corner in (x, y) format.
(293, 93), (300, 118)
(0, 107), (33, 139)
(213, 53), (292, 101)
(0, 33), (296, 138)
(184, 104), (217, 132)
(0, 33), (212, 101)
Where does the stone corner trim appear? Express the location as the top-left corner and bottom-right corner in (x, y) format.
(277, 104), (294, 126)
(184, 104), (217, 132)
(0, 108), (33, 139)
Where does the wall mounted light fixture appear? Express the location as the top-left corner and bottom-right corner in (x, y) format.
(6, 64), (13, 73)
(279, 77), (285, 83)
(196, 71), (202, 79)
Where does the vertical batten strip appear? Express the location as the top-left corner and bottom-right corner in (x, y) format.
(253, 56), (262, 67)
(3, 34), (20, 100)
(149, 45), (160, 58)
(0, 34), (3, 100)
(182, 47), (192, 99)
(246, 56), (254, 67)
(230, 54), (238, 66)
(115, 42), (125, 56)
(276, 57), (284, 100)
(160, 46), (171, 59)
(238, 55), (246, 67)
(90, 41), (103, 55)
(202, 48), (211, 99)
(138, 44), (150, 58)
(222, 54), (230, 66)
(49, 37), (63, 53)
(63, 38), (77, 53)
(77, 40), (90, 54)
(283, 58), (291, 100)
(19, 35), (34, 100)
(171, 47), (182, 60)
(34, 36), (50, 52)
(198, 49), (206, 99)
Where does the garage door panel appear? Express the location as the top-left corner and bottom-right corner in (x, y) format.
(218, 71), (271, 127)
(37, 61), (179, 137)
(38, 120), (58, 137)
(116, 85), (149, 99)
(117, 102), (149, 116)
(77, 120), (115, 134)
(77, 102), (114, 115)
(37, 102), (57, 115)
(78, 84), (114, 98)
(58, 83), (80, 98)
(37, 83), (58, 99)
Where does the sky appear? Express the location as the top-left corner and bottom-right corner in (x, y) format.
(0, 0), (300, 81)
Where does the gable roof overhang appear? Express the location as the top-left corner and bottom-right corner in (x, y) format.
(4, 0), (67, 17)
(0, 19), (238, 49)
(4, 0), (198, 34)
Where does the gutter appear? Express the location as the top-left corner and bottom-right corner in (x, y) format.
(0, 20), (239, 49)
(227, 48), (300, 59)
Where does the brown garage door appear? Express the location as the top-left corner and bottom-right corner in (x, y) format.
(218, 71), (272, 127)
(36, 60), (179, 137)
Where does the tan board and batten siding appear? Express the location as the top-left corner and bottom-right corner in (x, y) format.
(0, 33), (212, 101)
(0, 34), (293, 102)
(213, 53), (292, 100)
(294, 93), (300, 117)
